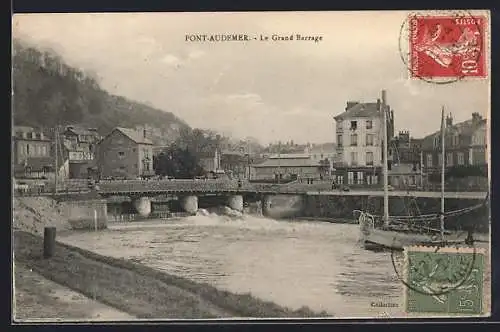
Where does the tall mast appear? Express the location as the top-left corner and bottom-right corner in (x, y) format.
(440, 106), (446, 241)
(54, 126), (58, 194)
(277, 141), (281, 184)
(382, 90), (389, 226)
(420, 150), (424, 189)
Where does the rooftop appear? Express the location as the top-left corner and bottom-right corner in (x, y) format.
(114, 127), (153, 145)
(334, 102), (382, 121)
(253, 157), (321, 168)
(421, 114), (486, 150)
(268, 153), (311, 159)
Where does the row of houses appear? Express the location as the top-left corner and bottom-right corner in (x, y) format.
(246, 101), (487, 187)
(12, 101), (487, 185)
(12, 126), (155, 181)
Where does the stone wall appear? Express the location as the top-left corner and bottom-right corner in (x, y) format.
(302, 195), (489, 232)
(65, 199), (108, 230)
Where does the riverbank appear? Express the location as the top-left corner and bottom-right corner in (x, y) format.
(14, 231), (329, 319)
(14, 263), (133, 321)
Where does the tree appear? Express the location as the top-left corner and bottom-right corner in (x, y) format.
(153, 145), (204, 179)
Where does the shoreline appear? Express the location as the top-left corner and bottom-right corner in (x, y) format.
(13, 231), (330, 320)
(14, 263), (134, 321)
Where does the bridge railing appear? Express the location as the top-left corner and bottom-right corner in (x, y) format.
(95, 179), (489, 195)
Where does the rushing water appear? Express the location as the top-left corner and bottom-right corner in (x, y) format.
(59, 214), (412, 318)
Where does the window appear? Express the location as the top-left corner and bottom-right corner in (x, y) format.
(427, 154), (433, 167)
(366, 151), (374, 165)
(350, 121), (357, 130)
(351, 152), (358, 165)
(26, 144), (30, 155)
(446, 152), (453, 166)
(337, 134), (343, 147)
(357, 172), (364, 184)
(337, 175), (344, 185)
(350, 134), (358, 146)
(457, 152), (465, 165)
(348, 172), (354, 185)
(433, 136), (440, 149)
(118, 151), (125, 158)
(453, 134), (459, 146)
(336, 121), (342, 130)
(41, 146), (47, 156)
(366, 134), (374, 146)
(372, 175), (378, 185)
(366, 120), (373, 129)
(438, 154), (443, 166)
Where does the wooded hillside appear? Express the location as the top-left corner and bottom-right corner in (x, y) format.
(12, 39), (190, 143)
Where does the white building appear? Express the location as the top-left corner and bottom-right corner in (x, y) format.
(333, 99), (394, 186)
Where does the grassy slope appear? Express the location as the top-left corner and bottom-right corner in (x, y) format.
(14, 231), (330, 319)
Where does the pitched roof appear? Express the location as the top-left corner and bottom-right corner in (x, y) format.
(65, 127), (99, 136)
(114, 127), (153, 145)
(421, 118), (486, 150)
(253, 157), (321, 168)
(334, 102), (381, 120)
(269, 153), (311, 159)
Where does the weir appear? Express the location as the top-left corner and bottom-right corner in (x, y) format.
(133, 197), (152, 217)
(228, 195), (244, 212)
(181, 195), (199, 214)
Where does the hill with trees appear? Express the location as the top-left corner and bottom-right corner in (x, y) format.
(12, 39), (190, 144)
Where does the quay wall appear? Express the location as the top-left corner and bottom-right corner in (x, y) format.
(300, 195), (489, 232)
(66, 199), (108, 230)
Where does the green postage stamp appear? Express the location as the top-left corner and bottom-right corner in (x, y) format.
(404, 245), (487, 315)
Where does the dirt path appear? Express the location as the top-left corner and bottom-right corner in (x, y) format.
(14, 263), (134, 322)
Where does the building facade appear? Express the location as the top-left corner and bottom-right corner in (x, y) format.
(12, 126), (52, 167)
(333, 99), (394, 186)
(251, 154), (326, 181)
(62, 126), (101, 178)
(220, 151), (250, 179)
(421, 112), (487, 172)
(198, 149), (221, 173)
(97, 127), (154, 179)
(12, 126), (70, 181)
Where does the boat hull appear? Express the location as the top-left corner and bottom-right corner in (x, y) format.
(361, 228), (436, 251)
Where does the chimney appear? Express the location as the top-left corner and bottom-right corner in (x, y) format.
(346, 101), (359, 111)
(376, 98), (381, 110)
(472, 112), (482, 123)
(446, 113), (453, 127)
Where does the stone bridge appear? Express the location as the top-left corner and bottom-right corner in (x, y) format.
(96, 179), (488, 218)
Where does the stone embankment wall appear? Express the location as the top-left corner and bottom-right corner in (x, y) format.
(13, 197), (108, 234)
(13, 197), (71, 235)
(65, 200), (108, 230)
(302, 195), (489, 232)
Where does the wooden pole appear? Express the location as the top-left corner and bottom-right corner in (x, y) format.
(43, 227), (56, 258)
(382, 90), (389, 226)
(440, 106), (446, 241)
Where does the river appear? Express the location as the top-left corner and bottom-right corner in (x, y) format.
(58, 214), (418, 318)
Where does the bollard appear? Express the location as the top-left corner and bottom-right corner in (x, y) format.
(43, 227), (57, 259)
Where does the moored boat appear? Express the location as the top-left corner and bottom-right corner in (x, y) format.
(356, 90), (487, 251)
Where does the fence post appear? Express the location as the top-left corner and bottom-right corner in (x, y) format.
(43, 227), (57, 258)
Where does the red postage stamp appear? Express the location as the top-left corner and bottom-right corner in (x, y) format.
(409, 15), (487, 79)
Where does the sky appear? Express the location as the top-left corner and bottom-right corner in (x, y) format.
(12, 11), (490, 145)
